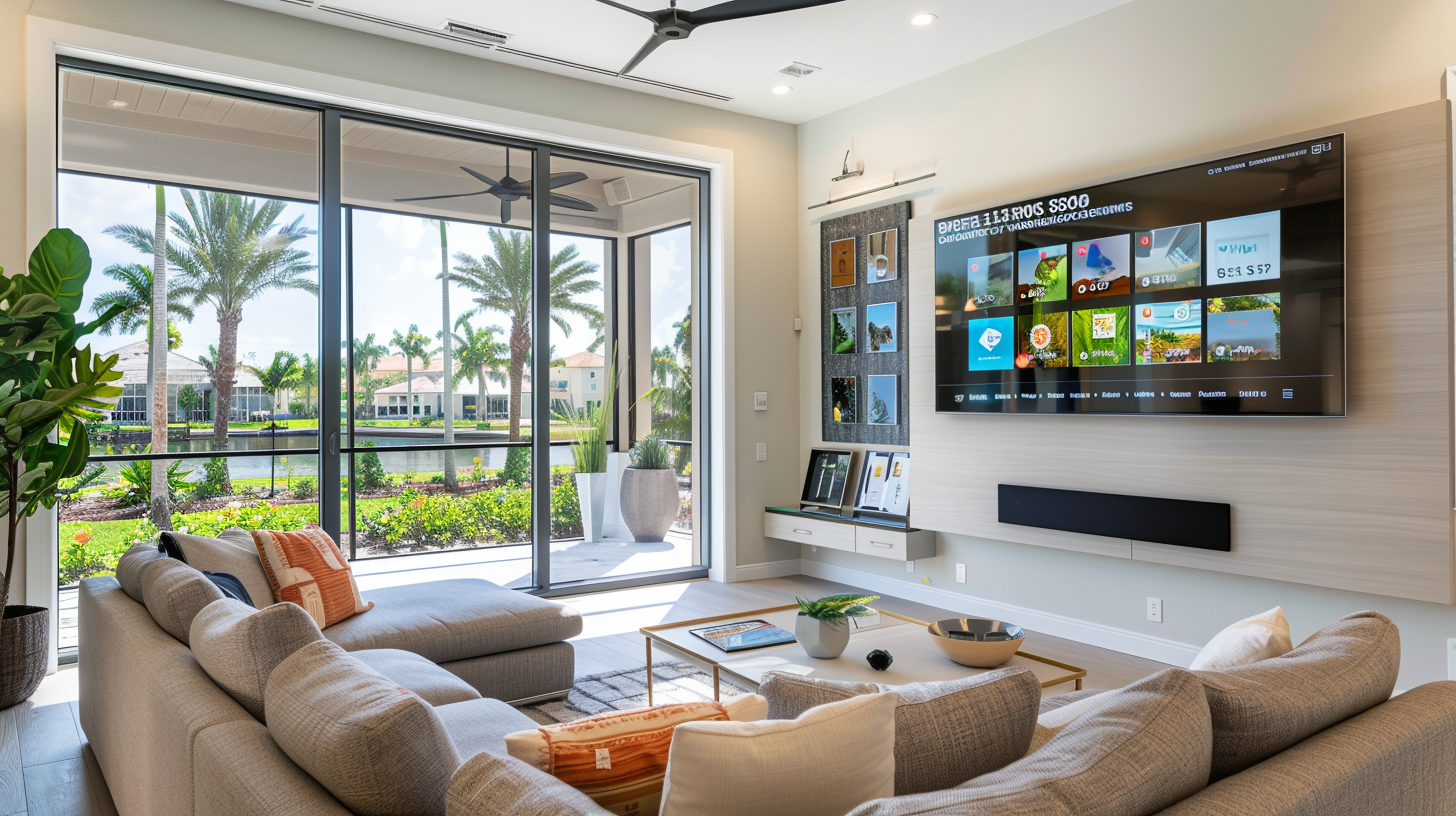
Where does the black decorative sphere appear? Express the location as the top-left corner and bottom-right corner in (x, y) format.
(866, 649), (894, 671)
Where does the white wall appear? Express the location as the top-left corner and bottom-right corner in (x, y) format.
(797, 0), (1456, 687)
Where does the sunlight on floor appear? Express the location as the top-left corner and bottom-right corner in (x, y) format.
(556, 583), (693, 639)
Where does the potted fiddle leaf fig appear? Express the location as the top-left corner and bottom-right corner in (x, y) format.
(619, 434), (678, 543)
(1, 229), (123, 709)
(794, 594), (879, 659)
(560, 350), (617, 543)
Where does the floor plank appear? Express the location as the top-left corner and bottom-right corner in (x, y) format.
(0, 708), (25, 816)
(22, 759), (99, 816)
(15, 706), (81, 769)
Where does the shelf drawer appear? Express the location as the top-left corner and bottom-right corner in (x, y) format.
(855, 526), (909, 560)
(764, 512), (856, 551)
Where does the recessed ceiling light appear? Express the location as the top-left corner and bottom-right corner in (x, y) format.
(108, 99), (128, 108)
(772, 85), (793, 95)
(910, 12), (938, 26)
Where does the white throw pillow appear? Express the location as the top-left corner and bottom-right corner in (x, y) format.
(1189, 606), (1293, 671)
(659, 691), (897, 816)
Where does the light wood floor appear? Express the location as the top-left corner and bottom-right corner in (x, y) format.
(9, 575), (1169, 816)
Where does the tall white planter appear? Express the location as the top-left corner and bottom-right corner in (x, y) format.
(575, 472), (608, 543)
(619, 468), (679, 543)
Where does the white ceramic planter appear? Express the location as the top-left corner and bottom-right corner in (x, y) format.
(619, 467), (678, 542)
(795, 613), (851, 659)
(575, 471), (608, 543)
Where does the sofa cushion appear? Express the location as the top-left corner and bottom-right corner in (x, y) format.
(253, 528), (373, 627)
(436, 697), (539, 758)
(325, 579), (583, 663)
(1189, 606), (1292, 671)
(115, 542), (163, 604)
(139, 558), (225, 645)
(190, 598), (324, 721)
(1196, 610), (1399, 781)
(266, 639), (460, 816)
(761, 668), (1040, 795)
(164, 529), (273, 609)
(848, 668), (1212, 816)
(660, 692), (898, 816)
(447, 751), (614, 816)
(354, 649), (482, 707)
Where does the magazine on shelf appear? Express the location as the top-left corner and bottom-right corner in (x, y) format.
(689, 620), (796, 652)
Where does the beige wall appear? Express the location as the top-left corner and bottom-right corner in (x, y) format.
(2, 0), (803, 595)
(797, 0), (1456, 686)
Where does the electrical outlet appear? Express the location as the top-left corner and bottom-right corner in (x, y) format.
(905, 561), (915, 574)
(1147, 597), (1163, 623)
(754, 392), (768, 411)
(755, 442), (766, 461)
(1448, 638), (1456, 680)
(955, 563), (967, 583)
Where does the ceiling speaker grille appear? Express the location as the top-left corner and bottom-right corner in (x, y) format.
(442, 20), (511, 48)
(603, 178), (633, 207)
(777, 62), (820, 79)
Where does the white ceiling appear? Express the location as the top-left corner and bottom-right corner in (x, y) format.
(218, 0), (1132, 123)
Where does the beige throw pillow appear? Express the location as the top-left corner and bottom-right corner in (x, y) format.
(168, 528), (274, 609)
(190, 598), (324, 722)
(1189, 607), (1292, 671)
(659, 692), (898, 816)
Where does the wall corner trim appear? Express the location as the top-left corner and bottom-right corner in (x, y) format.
(799, 560), (1201, 667)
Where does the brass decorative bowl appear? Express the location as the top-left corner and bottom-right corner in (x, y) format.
(927, 618), (1025, 668)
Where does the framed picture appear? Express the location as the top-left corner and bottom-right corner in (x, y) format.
(881, 452), (911, 517)
(867, 375), (897, 426)
(801, 448), (855, 511)
(830, 237), (856, 288)
(866, 228), (898, 284)
(854, 450), (896, 514)
(829, 307), (856, 354)
(864, 302), (897, 353)
(831, 377), (857, 424)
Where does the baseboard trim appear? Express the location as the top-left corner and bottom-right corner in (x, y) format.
(800, 560), (1200, 667)
(733, 559), (804, 582)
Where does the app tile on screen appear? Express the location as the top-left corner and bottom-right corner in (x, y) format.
(1207, 211), (1280, 285)
(1134, 223), (1201, 291)
(966, 253), (1015, 310)
(1135, 300), (1203, 364)
(1017, 245), (1068, 304)
(1207, 293), (1281, 361)
(1072, 307), (1130, 367)
(967, 316), (1016, 371)
(1017, 312), (1068, 369)
(1071, 234), (1131, 299)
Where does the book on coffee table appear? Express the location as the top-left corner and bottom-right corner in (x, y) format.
(689, 620), (796, 652)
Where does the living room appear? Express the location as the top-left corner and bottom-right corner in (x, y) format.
(3, 0), (1456, 814)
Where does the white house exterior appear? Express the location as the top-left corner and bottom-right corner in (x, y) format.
(102, 341), (270, 424)
(367, 352), (604, 419)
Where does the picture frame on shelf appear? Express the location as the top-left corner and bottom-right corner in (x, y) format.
(855, 451), (910, 519)
(802, 448), (856, 513)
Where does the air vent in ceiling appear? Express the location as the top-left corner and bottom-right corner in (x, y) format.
(442, 20), (511, 48)
(603, 178), (633, 207)
(776, 62), (820, 79)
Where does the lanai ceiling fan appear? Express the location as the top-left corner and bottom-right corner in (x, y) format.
(596, 0), (847, 77)
(393, 147), (599, 223)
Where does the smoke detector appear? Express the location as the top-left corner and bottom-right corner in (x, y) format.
(441, 20), (512, 48)
(776, 62), (820, 79)
(603, 178), (634, 207)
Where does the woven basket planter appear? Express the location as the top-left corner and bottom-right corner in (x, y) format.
(0, 606), (48, 710)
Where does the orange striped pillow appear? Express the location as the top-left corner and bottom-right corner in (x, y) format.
(251, 528), (372, 628)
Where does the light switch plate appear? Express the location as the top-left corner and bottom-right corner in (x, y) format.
(794, 317), (803, 331)
(754, 391), (768, 411)
(1147, 597), (1163, 623)
(755, 442), (766, 461)
(955, 563), (967, 583)
(905, 561), (915, 573)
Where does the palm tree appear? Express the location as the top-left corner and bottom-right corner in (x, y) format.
(645, 313), (692, 442)
(297, 353), (318, 418)
(89, 264), (197, 343)
(389, 324), (433, 421)
(176, 385), (202, 430)
(450, 316), (508, 427)
(351, 333), (388, 418)
(435, 220), (456, 490)
(450, 230), (603, 441)
(243, 351), (302, 496)
(108, 190), (317, 492)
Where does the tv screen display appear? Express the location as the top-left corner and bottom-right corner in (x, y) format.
(934, 135), (1345, 416)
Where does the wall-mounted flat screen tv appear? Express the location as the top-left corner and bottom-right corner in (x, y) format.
(934, 135), (1345, 416)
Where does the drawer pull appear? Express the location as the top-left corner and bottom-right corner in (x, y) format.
(792, 528), (814, 535)
(869, 541), (894, 548)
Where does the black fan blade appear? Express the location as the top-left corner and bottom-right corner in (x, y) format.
(459, 166), (504, 188)
(689, 0), (844, 25)
(501, 198), (512, 223)
(619, 32), (671, 76)
(548, 171), (590, 189)
(593, 0), (657, 21)
(393, 190), (492, 203)
(550, 193), (599, 212)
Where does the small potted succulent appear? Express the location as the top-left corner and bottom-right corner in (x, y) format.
(794, 593), (880, 659)
(619, 434), (678, 542)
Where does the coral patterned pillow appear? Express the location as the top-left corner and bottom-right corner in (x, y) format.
(504, 695), (766, 816)
(251, 528), (372, 628)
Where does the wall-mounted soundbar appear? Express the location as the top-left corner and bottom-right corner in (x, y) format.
(998, 485), (1231, 552)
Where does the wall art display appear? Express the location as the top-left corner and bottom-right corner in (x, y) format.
(831, 377), (858, 423)
(933, 133), (1343, 416)
(830, 237), (857, 288)
(866, 229), (899, 284)
(821, 201), (909, 445)
(867, 375), (898, 425)
(802, 448), (855, 511)
(829, 307), (857, 354)
(855, 451), (910, 518)
(864, 302), (897, 353)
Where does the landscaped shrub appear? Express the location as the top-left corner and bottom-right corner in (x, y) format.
(551, 475), (581, 539)
(192, 457), (231, 501)
(174, 500), (318, 538)
(59, 518), (158, 585)
(292, 477), (317, 500)
(357, 443), (388, 491)
(501, 446), (530, 486)
(117, 459), (194, 507)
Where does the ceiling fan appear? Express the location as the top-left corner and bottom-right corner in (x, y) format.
(393, 147), (599, 223)
(596, 0), (847, 77)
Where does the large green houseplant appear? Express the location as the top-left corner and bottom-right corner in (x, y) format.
(1, 229), (122, 708)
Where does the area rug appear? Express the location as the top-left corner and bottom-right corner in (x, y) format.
(516, 661), (753, 725)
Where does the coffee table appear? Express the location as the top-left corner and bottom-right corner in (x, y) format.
(640, 604), (1086, 704)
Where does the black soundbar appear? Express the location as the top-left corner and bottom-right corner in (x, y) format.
(997, 485), (1231, 552)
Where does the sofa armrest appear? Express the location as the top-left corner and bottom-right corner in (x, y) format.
(195, 720), (354, 816)
(1159, 681), (1456, 816)
(447, 751), (613, 816)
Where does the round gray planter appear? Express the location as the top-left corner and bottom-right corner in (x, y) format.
(1, 606), (48, 710)
(619, 467), (678, 542)
(795, 613), (850, 659)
